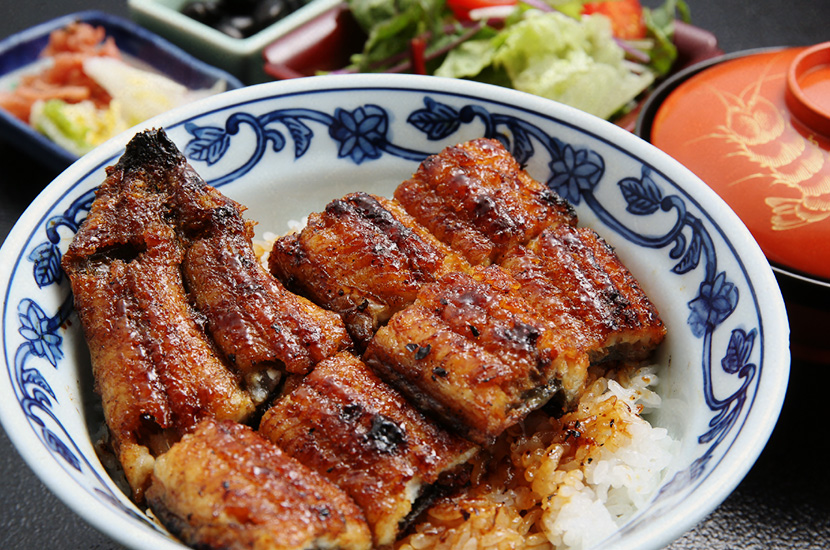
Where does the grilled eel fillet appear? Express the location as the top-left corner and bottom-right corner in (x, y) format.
(147, 418), (372, 550)
(269, 193), (470, 349)
(171, 145), (353, 399)
(500, 224), (666, 364)
(260, 352), (478, 546)
(393, 138), (665, 363)
(62, 129), (351, 500)
(364, 139), (661, 442)
(363, 266), (587, 445)
(393, 138), (577, 266)
(61, 132), (255, 501)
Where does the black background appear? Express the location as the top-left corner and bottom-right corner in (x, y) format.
(1, 1), (828, 549)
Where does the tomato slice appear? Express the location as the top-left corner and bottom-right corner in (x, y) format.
(582, 0), (646, 40)
(447, 0), (517, 20)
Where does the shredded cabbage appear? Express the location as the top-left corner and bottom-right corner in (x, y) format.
(31, 98), (128, 156)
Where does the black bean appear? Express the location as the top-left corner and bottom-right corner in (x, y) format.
(254, 0), (289, 26)
(181, 0), (222, 25)
(227, 0), (260, 15)
(215, 14), (257, 38)
(181, 0), (309, 38)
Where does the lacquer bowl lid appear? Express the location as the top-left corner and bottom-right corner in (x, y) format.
(640, 43), (830, 285)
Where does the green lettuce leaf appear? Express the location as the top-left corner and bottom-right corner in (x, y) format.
(348, 0), (451, 71)
(436, 10), (655, 120)
(644, 0), (690, 75)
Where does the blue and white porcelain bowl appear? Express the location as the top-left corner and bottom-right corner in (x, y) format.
(0, 74), (789, 550)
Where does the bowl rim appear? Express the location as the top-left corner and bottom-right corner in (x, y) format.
(0, 73), (791, 550)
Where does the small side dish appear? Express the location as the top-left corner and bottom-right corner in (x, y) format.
(265, 0), (696, 123)
(0, 11), (241, 170)
(127, 0), (343, 84)
(0, 22), (225, 157)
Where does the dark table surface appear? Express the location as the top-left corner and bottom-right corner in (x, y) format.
(1, 1), (829, 549)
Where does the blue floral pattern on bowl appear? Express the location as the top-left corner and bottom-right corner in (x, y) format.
(0, 75), (789, 550)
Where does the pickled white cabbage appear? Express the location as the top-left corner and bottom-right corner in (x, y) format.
(30, 58), (225, 156)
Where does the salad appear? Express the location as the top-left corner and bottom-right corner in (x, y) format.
(0, 22), (226, 156)
(342, 0), (689, 121)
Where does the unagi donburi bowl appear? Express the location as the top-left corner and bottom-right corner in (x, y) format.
(0, 74), (790, 550)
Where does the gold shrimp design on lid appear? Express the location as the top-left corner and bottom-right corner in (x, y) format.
(695, 55), (830, 231)
(648, 45), (830, 281)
